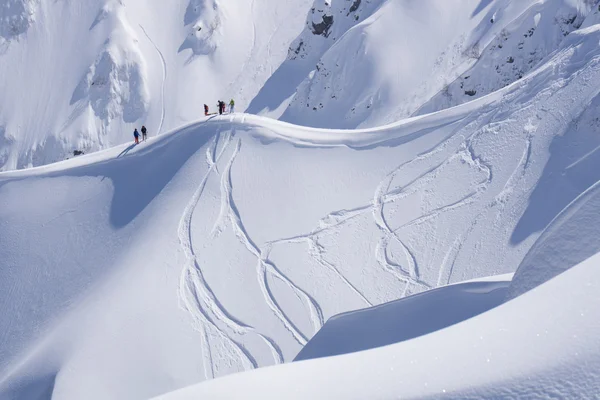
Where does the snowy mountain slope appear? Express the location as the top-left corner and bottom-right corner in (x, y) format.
(294, 274), (512, 362)
(416, 0), (599, 115)
(507, 178), (600, 300)
(155, 250), (600, 400)
(2, 16), (600, 397)
(252, 0), (598, 129)
(1, 0), (596, 170)
(0, 0), (312, 171)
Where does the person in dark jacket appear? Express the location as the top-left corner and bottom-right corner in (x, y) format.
(141, 125), (147, 141)
(218, 100), (223, 115)
(133, 128), (140, 144)
(204, 104), (209, 116)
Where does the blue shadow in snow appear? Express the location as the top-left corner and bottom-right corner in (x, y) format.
(0, 373), (56, 400)
(117, 143), (138, 158)
(511, 108), (600, 244)
(1, 119), (217, 229)
(295, 280), (509, 362)
(471, 0), (494, 18)
(246, 60), (312, 117)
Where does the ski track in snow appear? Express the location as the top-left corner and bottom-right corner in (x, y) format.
(218, 138), (323, 345)
(140, 24), (167, 135)
(260, 107), (503, 303)
(178, 131), (284, 377)
(177, 82), (579, 373)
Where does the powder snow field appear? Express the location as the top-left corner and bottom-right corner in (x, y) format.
(154, 252), (600, 399)
(155, 124), (600, 398)
(2, 0), (600, 399)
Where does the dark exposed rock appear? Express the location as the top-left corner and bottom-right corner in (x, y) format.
(311, 14), (334, 37)
(293, 40), (304, 55)
(349, 0), (361, 14)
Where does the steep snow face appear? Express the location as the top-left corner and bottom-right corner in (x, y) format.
(507, 180), (600, 300)
(76, 1), (150, 128)
(294, 275), (512, 362)
(417, 0), (598, 115)
(0, 0), (311, 171)
(271, 0), (598, 129)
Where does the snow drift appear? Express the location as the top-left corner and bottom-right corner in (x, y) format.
(153, 252), (600, 399)
(294, 274), (512, 362)
(507, 179), (600, 300)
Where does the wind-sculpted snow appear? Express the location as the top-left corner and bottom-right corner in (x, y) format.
(507, 179), (600, 300)
(75, 1), (149, 126)
(0, 0), (311, 171)
(180, 0), (221, 56)
(154, 252), (600, 400)
(294, 275), (512, 361)
(168, 20), (600, 383)
(276, 0), (599, 129)
(1, 1), (600, 399)
(156, 27), (600, 377)
(417, 0), (596, 115)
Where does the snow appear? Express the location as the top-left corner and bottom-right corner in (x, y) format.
(1, 0), (600, 399)
(153, 252), (600, 399)
(507, 178), (600, 300)
(0, 0), (312, 170)
(294, 274), (513, 362)
(260, 0), (598, 129)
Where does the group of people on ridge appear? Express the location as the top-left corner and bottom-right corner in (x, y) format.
(133, 125), (147, 144)
(132, 98), (235, 144)
(205, 99), (235, 116)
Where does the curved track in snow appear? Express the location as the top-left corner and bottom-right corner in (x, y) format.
(140, 24), (167, 135)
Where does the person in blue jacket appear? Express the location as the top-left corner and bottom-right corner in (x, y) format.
(133, 128), (140, 144)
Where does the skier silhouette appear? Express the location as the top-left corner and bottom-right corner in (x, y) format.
(133, 128), (140, 144)
(141, 126), (147, 141)
(229, 99), (235, 114)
